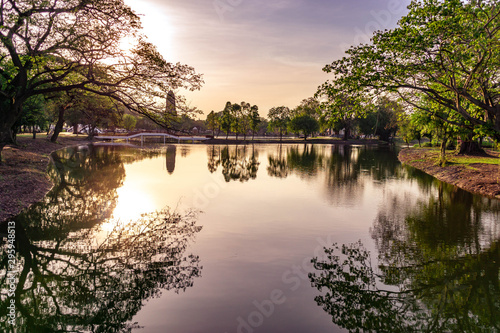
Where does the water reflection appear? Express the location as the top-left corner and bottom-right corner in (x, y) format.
(2, 143), (500, 332)
(166, 145), (176, 174)
(207, 145), (260, 182)
(267, 145), (288, 178)
(266, 144), (402, 181)
(266, 144), (403, 206)
(0, 146), (202, 332)
(310, 179), (500, 332)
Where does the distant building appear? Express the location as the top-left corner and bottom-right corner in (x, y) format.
(166, 91), (176, 117)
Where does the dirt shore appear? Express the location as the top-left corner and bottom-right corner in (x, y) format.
(0, 135), (92, 222)
(398, 148), (500, 199)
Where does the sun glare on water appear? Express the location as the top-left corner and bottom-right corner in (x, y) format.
(100, 187), (155, 232)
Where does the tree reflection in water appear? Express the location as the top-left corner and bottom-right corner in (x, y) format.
(207, 145), (259, 182)
(267, 144), (403, 206)
(310, 182), (500, 332)
(0, 145), (202, 333)
(267, 145), (288, 178)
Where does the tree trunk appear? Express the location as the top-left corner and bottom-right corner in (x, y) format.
(32, 127), (36, 140)
(458, 140), (485, 155)
(51, 107), (66, 142)
(87, 124), (96, 140)
(0, 110), (20, 164)
(73, 124), (79, 135)
(439, 138), (448, 166)
(343, 126), (350, 141)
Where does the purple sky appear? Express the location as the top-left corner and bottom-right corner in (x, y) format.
(124, 0), (411, 117)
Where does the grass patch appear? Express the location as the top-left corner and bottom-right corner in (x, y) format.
(465, 165), (480, 171)
(448, 155), (500, 166)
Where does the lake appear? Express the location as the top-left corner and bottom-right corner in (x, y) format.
(2, 143), (500, 332)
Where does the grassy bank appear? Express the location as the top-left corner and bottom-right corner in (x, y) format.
(399, 147), (500, 199)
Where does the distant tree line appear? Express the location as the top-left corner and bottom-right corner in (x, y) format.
(203, 96), (402, 142)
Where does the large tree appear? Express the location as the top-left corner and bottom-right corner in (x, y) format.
(0, 0), (203, 160)
(249, 105), (260, 141)
(267, 106), (291, 142)
(316, 88), (370, 141)
(220, 102), (234, 140)
(357, 97), (401, 142)
(292, 97), (321, 119)
(288, 114), (319, 140)
(321, 0), (500, 144)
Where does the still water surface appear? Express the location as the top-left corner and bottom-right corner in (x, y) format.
(2, 143), (499, 332)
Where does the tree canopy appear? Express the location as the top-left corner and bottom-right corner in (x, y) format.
(288, 114), (319, 140)
(319, 0), (500, 143)
(267, 106), (291, 141)
(0, 0), (203, 156)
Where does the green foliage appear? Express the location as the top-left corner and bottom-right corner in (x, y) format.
(316, 82), (373, 140)
(229, 103), (243, 138)
(14, 94), (49, 135)
(249, 105), (261, 139)
(398, 114), (420, 146)
(215, 101), (259, 140)
(220, 102), (234, 139)
(320, 0), (500, 143)
(69, 93), (122, 137)
(267, 106), (291, 140)
(358, 97), (401, 141)
(122, 114), (137, 131)
(288, 114), (319, 140)
(206, 110), (220, 135)
(292, 97), (321, 118)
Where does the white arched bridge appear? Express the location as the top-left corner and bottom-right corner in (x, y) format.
(97, 132), (210, 144)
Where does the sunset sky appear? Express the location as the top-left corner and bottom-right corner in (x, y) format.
(124, 0), (411, 117)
